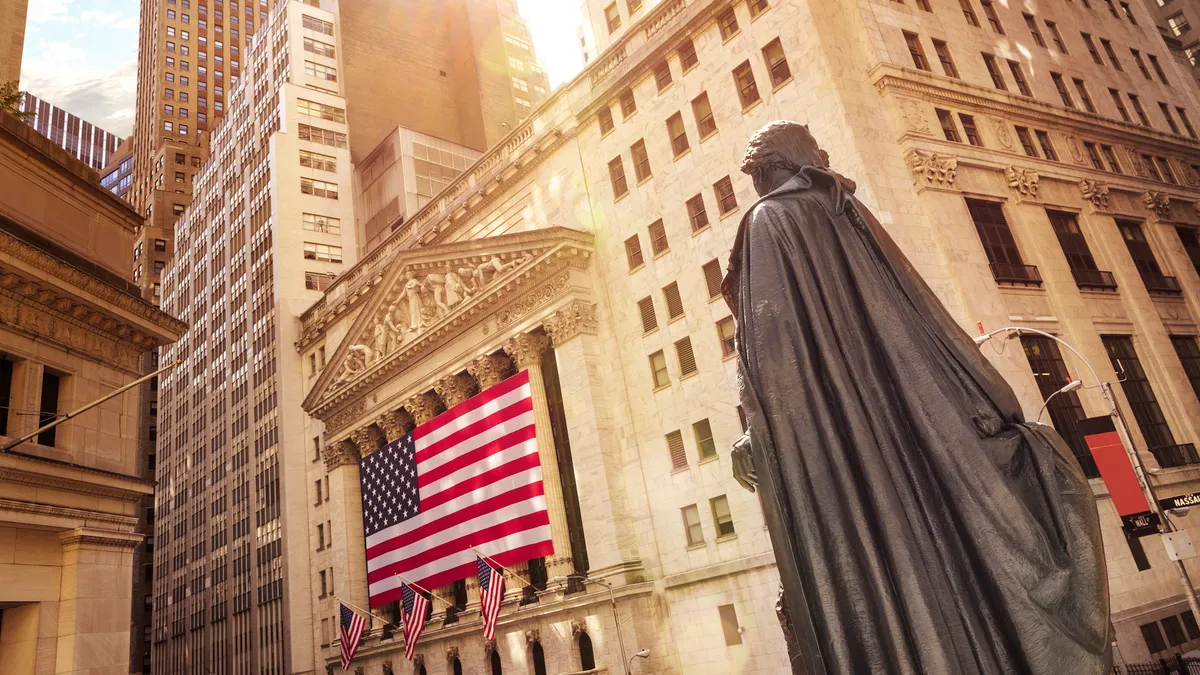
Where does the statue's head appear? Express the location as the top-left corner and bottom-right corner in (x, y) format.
(741, 121), (828, 197)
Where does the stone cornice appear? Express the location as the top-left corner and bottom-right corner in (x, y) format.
(0, 497), (139, 529)
(0, 451), (154, 502)
(59, 528), (143, 550)
(872, 65), (1200, 160)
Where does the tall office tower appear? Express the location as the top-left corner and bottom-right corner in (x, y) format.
(297, 0), (1200, 672)
(0, 0), (27, 84)
(16, 92), (123, 171)
(495, 0), (552, 119)
(101, 137), (135, 201)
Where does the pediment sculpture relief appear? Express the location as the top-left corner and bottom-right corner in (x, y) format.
(332, 253), (532, 388)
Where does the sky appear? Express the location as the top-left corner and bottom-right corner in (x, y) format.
(18, 0), (585, 139)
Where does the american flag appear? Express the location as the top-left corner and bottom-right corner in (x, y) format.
(338, 603), (366, 670)
(361, 369), (554, 607)
(400, 583), (430, 661)
(477, 555), (506, 640)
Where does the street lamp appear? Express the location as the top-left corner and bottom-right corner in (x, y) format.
(551, 575), (634, 674)
(975, 325), (1200, 620)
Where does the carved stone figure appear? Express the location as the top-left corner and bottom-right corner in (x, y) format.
(726, 121), (1109, 675)
(404, 271), (425, 331)
(334, 344), (373, 386)
(371, 322), (388, 363)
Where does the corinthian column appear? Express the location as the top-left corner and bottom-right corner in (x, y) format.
(467, 353), (514, 389)
(504, 331), (573, 580)
(323, 437), (370, 629)
(404, 391), (442, 425)
(377, 409), (414, 442)
(434, 373), (478, 409)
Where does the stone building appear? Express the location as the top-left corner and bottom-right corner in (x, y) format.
(1142, 0), (1200, 84)
(298, 0), (1200, 671)
(0, 110), (183, 675)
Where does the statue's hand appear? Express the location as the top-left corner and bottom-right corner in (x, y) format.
(732, 432), (757, 493)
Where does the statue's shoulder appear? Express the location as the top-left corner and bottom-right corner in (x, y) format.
(748, 190), (826, 222)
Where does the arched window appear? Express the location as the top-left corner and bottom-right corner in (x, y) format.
(416, 664), (427, 675)
(532, 641), (547, 675)
(451, 657), (463, 675)
(579, 632), (596, 670)
(490, 649), (503, 675)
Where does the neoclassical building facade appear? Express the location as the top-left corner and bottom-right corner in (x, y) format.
(294, 0), (1200, 671)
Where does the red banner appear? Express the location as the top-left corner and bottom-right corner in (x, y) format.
(1080, 416), (1148, 517)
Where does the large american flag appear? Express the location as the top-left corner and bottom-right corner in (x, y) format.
(338, 603), (366, 670)
(361, 370), (554, 607)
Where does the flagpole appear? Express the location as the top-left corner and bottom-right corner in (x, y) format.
(332, 595), (400, 628)
(470, 544), (536, 588)
(394, 574), (456, 608)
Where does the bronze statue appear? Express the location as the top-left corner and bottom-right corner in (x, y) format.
(726, 121), (1110, 675)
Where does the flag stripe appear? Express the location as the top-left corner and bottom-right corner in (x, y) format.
(419, 441), (541, 511)
(370, 529), (554, 597)
(416, 372), (531, 440)
(417, 420), (537, 486)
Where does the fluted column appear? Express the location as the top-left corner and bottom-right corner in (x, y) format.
(434, 373), (479, 409)
(504, 332), (573, 582)
(322, 438), (370, 627)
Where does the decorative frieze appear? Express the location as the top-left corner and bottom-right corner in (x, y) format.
(905, 149), (957, 188)
(435, 373), (478, 408)
(544, 301), (599, 345)
(404, 392), (442, 425)
(1143, 190), (1172, 218)
(325, 400), (365, 435)
(1079, 179), (1111, 210)
(504, 332), (551, 369)
(467, 353), (514, 388)
(1127, 148), (1147, 177)
(897, 98), (930, 134)
(1063, 133), (1085, 164)
(494, 270), (573, 327)
(376, 409), (414, 442)
(321, 439), (360, 471)
(1005, 166), (1040, 200)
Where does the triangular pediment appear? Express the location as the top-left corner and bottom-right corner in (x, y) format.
(302, 227), (593, 416)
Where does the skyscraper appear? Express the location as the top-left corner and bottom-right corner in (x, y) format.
(17, 92), (123, 171)
(0, 0), (27, 84)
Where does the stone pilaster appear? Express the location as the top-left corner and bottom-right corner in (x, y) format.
(377, 409), (414, 442)
(56, 528), (141, 675)
(434, 373), (478, 408)
(404, 392), (442, 425)
(503, 331), (573, 580)
(466, 353), (514, 388)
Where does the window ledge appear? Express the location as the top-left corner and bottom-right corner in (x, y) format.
(657, 83), (674, 96)
(719, 208), (740, 221)
(699, 454), (719, 466)
(722, 31), (742, 45)
(629, 263), (645, 274)
(643, 327), (659, 336)
(653, 382), (671, 393)
(671, 465), (691, 476)
(653, 249), (670, 260)
(691, 225), (711, 237)
(614, 192), (629, 204)
(699, 130), (719, 143)
(637, 175), (653, 187)
(668, 315), (685, 325)
(722, 351), (736, 361)
(686, 541), (706, 551)
(741, 99), (762, 115)
(771, 77), (794, 92)
(673, 148), (692, 161)
(716, 533), (737, 543)
(680, 371), (699, 382)
(600, 128), (615, 139)
(622, 111), (638, 123)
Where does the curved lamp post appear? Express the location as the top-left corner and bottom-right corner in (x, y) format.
(551, 575), (634, 674)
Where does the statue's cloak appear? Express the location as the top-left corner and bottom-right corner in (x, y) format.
(725, 167), (1110, 675)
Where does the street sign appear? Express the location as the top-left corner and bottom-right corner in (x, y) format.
(1121, 511), (1161, 537)
(1160, 492), (1200, 512)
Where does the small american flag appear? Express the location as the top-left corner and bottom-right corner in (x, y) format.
(477, 556), (506, 640)
(338, 603), (366, 670)
(361, 370), (553, 606)
(400, 583), (430, 661)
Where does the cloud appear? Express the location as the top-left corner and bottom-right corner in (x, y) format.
(21, 41), (137, 137)
(27, 0), (75, 23)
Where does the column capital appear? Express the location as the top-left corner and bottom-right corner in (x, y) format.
(404, 391), (442, 425)
(503, 332), (550, 369)
(377, 409), (414, 442)
(435, 373), (478, 408)
(905, 149), (957, 192)
(1143, 190), (1172, 219)
(543, 301), (598, 346)
(1005, 166), (1040, 203)
(1078, 179), (1111, 211)
(467, 353), (514, 389)
(322, 438), (360, 471)
(351, 425), (386, 457)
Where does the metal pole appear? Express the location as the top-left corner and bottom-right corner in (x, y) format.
(601, 579), (632, 675)
(0, 360), (181, 453)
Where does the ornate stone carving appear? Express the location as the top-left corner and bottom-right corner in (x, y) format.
(321, 439), (360, 470)
(467, 353), (515, 388)
(381, 662), (394, 675)
(446, 646), (460, 661)
(435, 373), (479, 408)
(1005, 166), (1040, 200)
(377, 409), (414, 442)
(483, 639), (497, 656)
(411, 655), (424, 668)
(1193, 201), (1200, 219)
(544, 301), (599, 345)
(1143, 190), (1172, 218)
(525, 628), (540, 645)
(1127, 147), (1147, 177)
(495, 270), (572, 327)
(994, 119), (1013, 149)
(1185, 165), (1200, 187)
(326, 400), (365, 435)
(325, 665), (334, 675)
(905, 149), (957, 188)
(896, 98), (930, 134)
(504, 332), (551, 370)
(354, 667), (364, 675)
(1078, 179), (1110, 210)
(404, 392), (442, 425)
(571, 619), (587, 637)
(1064, 133), (1085, 164)
(351, 425), (386, 457)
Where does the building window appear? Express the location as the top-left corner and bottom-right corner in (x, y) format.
(1179, 227), (1200, 276)
(663, 282), (685, 320)
(749, 0), (769, 18)
(1163, 615), (1189, 647)
(733, 61), (760, 109)
(605, 2), (621, 33)
(302, 242), (343, 263)
(959, 0), (980, 26)
(1168, 12), (1190, 36)
(1150, 55), (1169, 85)
(1007, 60), (1032, 96)
(717, 317), (736, 357)
(904, 32), (930, 71)
(958, 114), (982, 146)
(666, 429), (687, 469)
(676, 337), (698, 376)
(304, 61), (337, 81)
(638, 297), (658, 333)
(682, 504), (703, 545)
(678, 38), (698, 71)
(650, 350), (669, 388)
(692, 92), (717, 138)
(1104, 335), (1191, 465)
(619, 88), (636, 118)
(703, 259), (723, 299)
(302, 213), (340, 233)
(300, 149), (337, 172)
(1177, 108), (1197, 138)
(1172, 336), (1200, 404)
(1100, 145), (1122, 174)
(665, 112), (689, 157)
(1020, 335), (1096, 477)
(966, 199), (1040, 285)
(301, 177), (338, 199)
(1084, 142), (1105, 171)
(1048, 210), (1113, 291)
(718, 7), (739, 40)
(35, 370), (61, 447)
(625, 235), (644, 270)
(298, 124), (348, 149)
(1081, 33), (1102, 64)
(653, 60), (672, 92)
(982, 53), (1006, 90)
(1142, 153), (1163, 182)
(1024, 13), (1045, 47)
(630, 139), (652, 182)
(605, 155), (631, 202)
(1035, 130), (1058, 161)
(1046, 21), (1068, 53)
(1160, 103), (1181, 135)
(1132, 49), (1151, 80)
(711, 495), (735, 536)
(687, 194), (710, 232)
(1014, 126), (1039, 157)
(936, 109), (960, 142)
(762, 38), (791, 86)
(980, 0), (1004, 33)
(719, 604), (742, 645)
(1129, 94), (1150, 126)
(597, 105), (614, 136)
(1118, 220), (1180, 295)
(1051, 73), (1074, 108)
(297, 99), (347, 123)
(1108, 89), (1131, 122)
(647, 220), (669, 256)
(714, 176), (738, 215)
(932, 39), (958, 78)
(305, 272), (335, 291)
(1100, 39), (1122, 70)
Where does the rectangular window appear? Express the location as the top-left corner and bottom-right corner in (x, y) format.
(1024, 13), (1045, 47)
(302, 15), (334, 35)
(664, 282), (685, 320)
(303, 36), (335, 58)
(628, 0), (643, 12)
(1100, 39), (1122, 70)
(959, 0), (980, 26)
(960, 114), (983, 146)
(1149, 55), (1169, 84)
(37, 371), (60, 447)
(1132, 49), (1151, 79)
(1051, 73), (1074, 108)
(981, 0), (1004, 33)
(1184, 611), (1200, 641)
(711, 495), (735, 536)
(1177, 108), (1197, 138)
(692, 92), (717, 138)
(904, 31), (930, 71)
(676, 336), (698, 376)
(667, 112), (690, 157)
(667, 430), (687, 469)
(1082, 33), (1103, 64)
(1143, 153), (1163, 182)
(631, 139), (652, 182)
(933, 39), (959, 78)
(694, 419), (717, 459)
(609, 156), (628, 198)
(301, 177), (339, 199)
(1129, 94), (1150, 126)
(1101, 145), (1122, 173)
(1046, 21), (1068, 53)
(982, 53), (1006, 90)
(1109, 89), (1131, 122)
(1021, 335), (1096, 477)
(298, 124), (348, 148)
(1035, 130), (1058, 161)
(733, 60), (760, 109)
(1014, 126), (1039, 157)
(1168, 12), (1190, 36)
(714, 176), (738, 215)
(598, 105), (615, 135)
(304, 61), (337, 81)
(297, 99), (346, 123)
(688, 194), (710, 232)
(717, 317), (736, 357)
(936, 109), (960, 142)
(299, 149), (336, 172)
(1163, 615), (1188, 647)
(1084, 142), (1105, 171)
(966, 199), (1039, 285)
(302, 213), (340, 233)
(650, 350), (669, 388)
(625, 235), (644, 270)
(1172, 336), (1200, 404)
(1104, 334), (1190, 463)
(719, 605), (742, 645)
(305, 272), (335, 291)
(762, 38), (791, 86)
(638, 297), (658, 333)
(1073, 79), (1096, 113)
(1008, 60), (1032, 96)
(703, 259), (723, 299)
(302, 242), (343, 263)
(718, 7), (739, 39)
(682, 504), (703, 545)
(678, 38), (699, 71)
(605, 2), (621, 33)
(1048, 210), (1113, 290)
(749, 0), (770, 17)
(1160, 103), (1181, 135)
(0, 358), (11, 437)
(1119, 220), (1179, 296)
(619, 88), (636, 119)
(1180, 227), (1200, 278)
(648, 219), (669, 255)
(654, 60), (672, 92)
